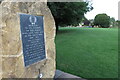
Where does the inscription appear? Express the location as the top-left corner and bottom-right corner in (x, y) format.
(20, 14), (46, 67)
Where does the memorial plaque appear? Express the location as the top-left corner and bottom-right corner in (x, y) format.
(20, 14), (46, 67)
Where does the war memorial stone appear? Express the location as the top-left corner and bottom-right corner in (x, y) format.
(20, 14), (46, 67)
(0, 0), (56, 79)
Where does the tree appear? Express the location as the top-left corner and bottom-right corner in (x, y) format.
(110, 17), (116, 27)
(47, 2), (93, 32)
(116, 20), (120, 27)
(94, 13), (110, 28)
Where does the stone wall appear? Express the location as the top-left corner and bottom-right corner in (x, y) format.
(0, 0), (56, 78)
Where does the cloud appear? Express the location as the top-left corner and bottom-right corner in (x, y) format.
(85, 0), (119, 20)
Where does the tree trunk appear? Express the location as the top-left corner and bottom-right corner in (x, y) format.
(55, 20), (59, 34)
(56, 25), (59, 33)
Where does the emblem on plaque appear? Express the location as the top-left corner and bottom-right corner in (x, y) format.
(29, 16), (37, 25)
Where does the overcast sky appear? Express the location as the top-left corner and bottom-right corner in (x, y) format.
(85, 0), (119, 20)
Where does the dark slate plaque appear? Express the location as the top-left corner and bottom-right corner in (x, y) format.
(20, 14), (46, 67)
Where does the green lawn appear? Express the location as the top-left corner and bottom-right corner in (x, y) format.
(55, 27), (118, 78)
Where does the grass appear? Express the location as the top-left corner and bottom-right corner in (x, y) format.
(55, 27), (118, 78)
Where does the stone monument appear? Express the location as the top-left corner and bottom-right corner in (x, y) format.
(0, 0), (56, 79)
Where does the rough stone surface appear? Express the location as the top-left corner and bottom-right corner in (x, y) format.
(0, 0), (56, 78)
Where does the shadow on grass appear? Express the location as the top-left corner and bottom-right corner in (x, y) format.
(57, 29), (76, 34)
(57, 27), (88, 35)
